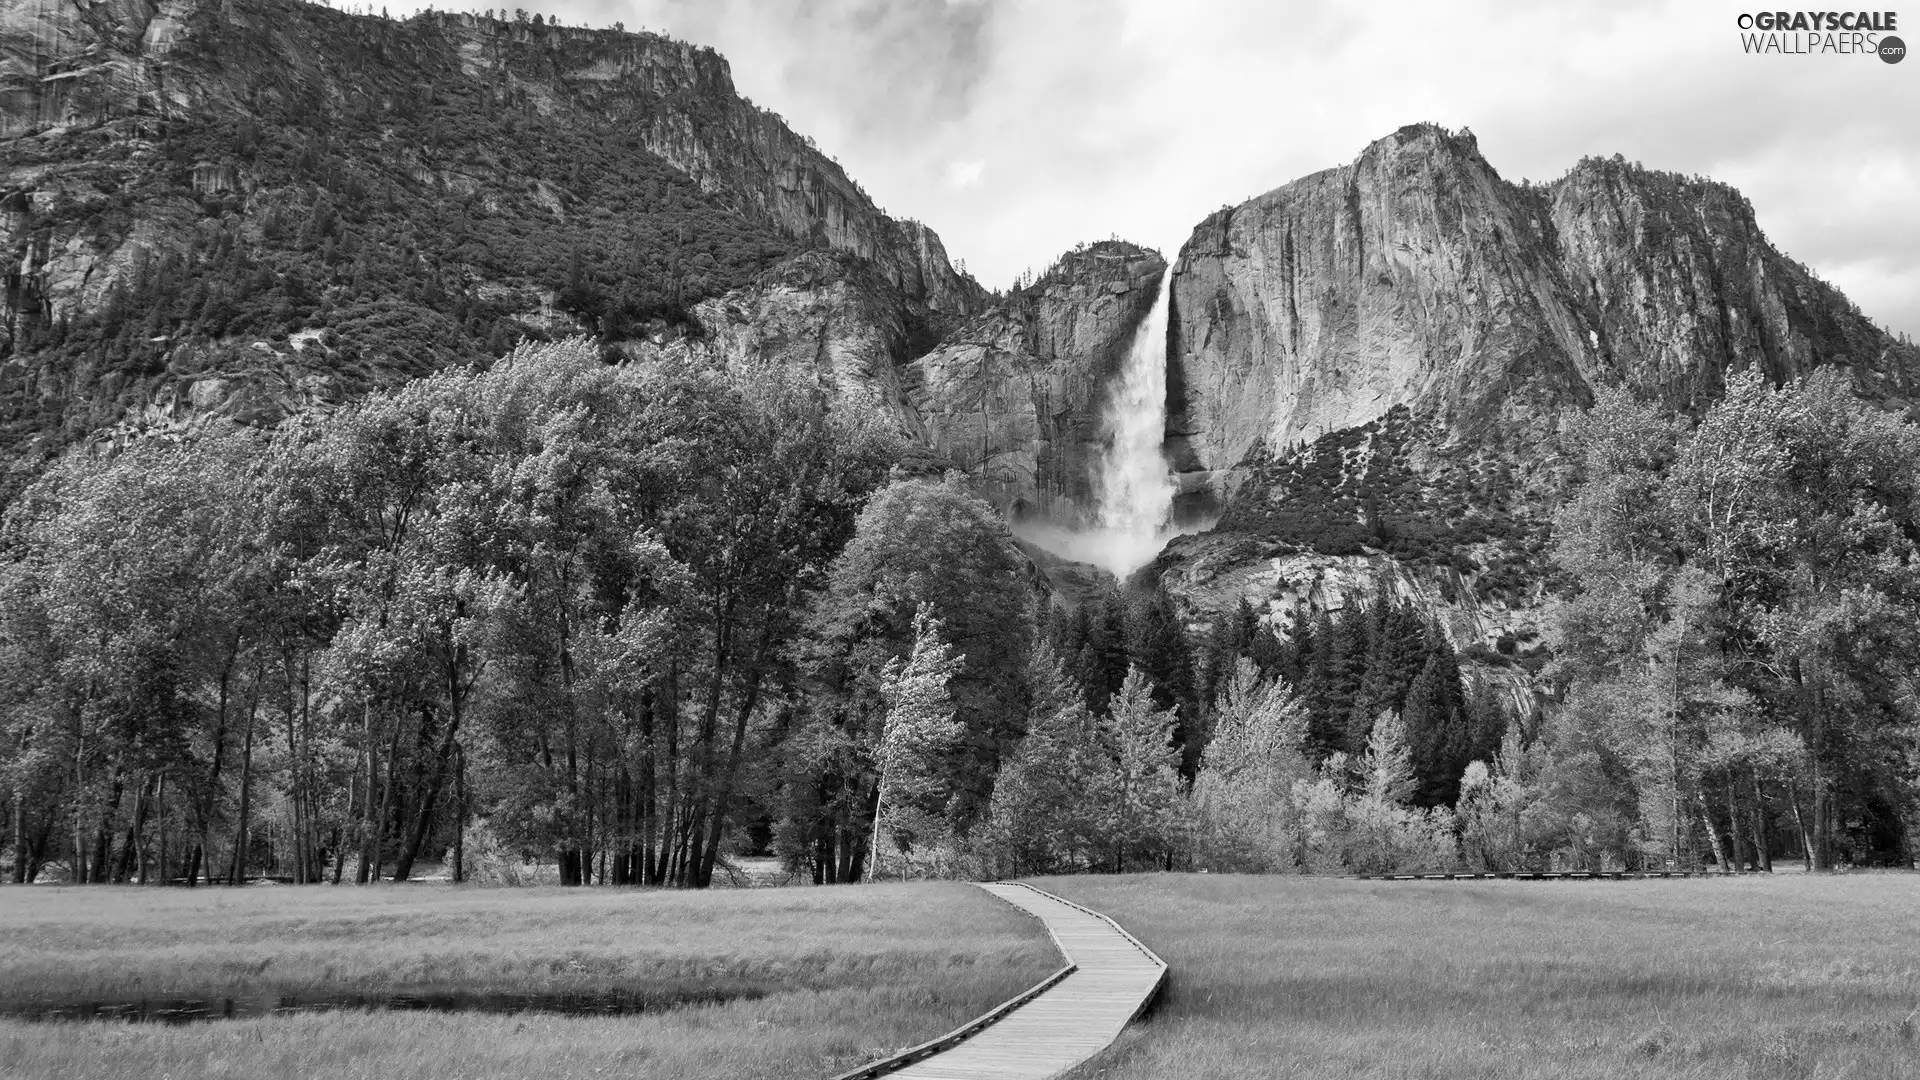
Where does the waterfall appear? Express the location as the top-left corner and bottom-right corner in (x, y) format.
(1089, 269), (1177, 575)
(1009, 267), (1194, 579)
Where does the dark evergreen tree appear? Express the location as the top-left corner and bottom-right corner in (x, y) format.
(1301, 609), (1347, 757)
(1346, 583), (1430, 753)
(1401, 630), (1473, 807)
(1126, 584), (1200, 776)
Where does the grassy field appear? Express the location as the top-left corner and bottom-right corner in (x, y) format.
(0, 881), (1059, 1080)
(1043, 872), (1920, 1080)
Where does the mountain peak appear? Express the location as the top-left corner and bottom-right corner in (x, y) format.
(1169, 125), (1920, 478)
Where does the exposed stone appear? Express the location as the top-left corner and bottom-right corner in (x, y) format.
(620, 250), (931, 441)
(1167, 124), (1920, 491)
(905, 242), (1167, 524)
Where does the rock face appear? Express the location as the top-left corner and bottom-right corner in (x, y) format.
(0, 0), (979, 314)
(630, 241), (1171, 530)
(905, 241), (1166, 524)
(618, 249), (932, 441)
(1167, 124), (1920, 489)
(0, 0), (990, 469)
(1154, 124), (1920, 718)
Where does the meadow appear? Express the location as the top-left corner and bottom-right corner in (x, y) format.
(1043, 872), (1920, 1080)
(0, 882), (1059, 1080)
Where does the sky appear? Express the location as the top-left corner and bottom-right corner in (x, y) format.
(379, 0), (1920, 336)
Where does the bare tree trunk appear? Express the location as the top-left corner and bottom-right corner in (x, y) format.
(1697, 795), (1728, 871)
(697, 629), (776, 889)
(865, 776), (887, 885)
(1812, 758), (1832, 870)
(115, 772), (147, 884)
(11, 788), (25, 884)
(451, 744), (466, 885)
(394, 641), (473, 882)
(283, 654), (308, 884)
(1788, 787), (1815, 872)
(155, 772), (168, 885)
(230, 684), (258, 885)
(358, 706), (394, 883)
(1749, 770), (1772, 872)
(1725, 783), (1747, 871)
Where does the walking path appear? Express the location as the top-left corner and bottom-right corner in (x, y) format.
(834, 882), (1168, 1080)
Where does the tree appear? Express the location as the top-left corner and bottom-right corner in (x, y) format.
(981, 643), (1107, 876)
(786, 474), (1033, 882)
(1190, 659), (1309, 871)
(1127, 584), (1199, 774)
(1344, 710), (1457, 874)
(1400, 641), (1473, 808)
(867, 608), (963, 880)
(1098, 667), (1185, 871)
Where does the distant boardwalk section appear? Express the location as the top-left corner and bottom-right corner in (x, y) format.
(834, 882), (1168, 1080)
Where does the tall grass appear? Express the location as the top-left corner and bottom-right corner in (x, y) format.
(0, 881), (1058, 1080)
(1043, 873), (1920, 1080)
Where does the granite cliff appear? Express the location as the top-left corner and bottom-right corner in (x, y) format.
(0, 0), (981, 460)
(1167, 124), (1918, 493)
(905, 241), (1166, 524)
(7, 0), (1918, 686)
(619, 241), (1171, 531)
(1154, 124), (1920, 705)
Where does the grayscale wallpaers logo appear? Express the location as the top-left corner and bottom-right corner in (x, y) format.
(1737, 11), (1904, 60)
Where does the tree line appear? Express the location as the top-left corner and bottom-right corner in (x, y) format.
(1, 347), (1914, 886)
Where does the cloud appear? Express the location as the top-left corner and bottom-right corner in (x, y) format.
(944, 159), (986, 189)
(385, 0), (1920, 334)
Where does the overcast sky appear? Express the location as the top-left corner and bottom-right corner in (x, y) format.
(382, 0), (1920, 336)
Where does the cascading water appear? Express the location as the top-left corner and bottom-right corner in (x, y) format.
(1088, 269), (1178, 575)
(1016, 270), (1183, 578)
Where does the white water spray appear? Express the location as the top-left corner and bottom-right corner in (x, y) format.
(1019, 270), (1183, 578)
(1094, 269), (1179, 562)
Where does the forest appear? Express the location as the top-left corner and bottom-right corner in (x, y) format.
(0, 341), (1915, 886)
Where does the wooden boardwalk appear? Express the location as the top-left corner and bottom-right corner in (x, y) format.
(837, 882), (1168, 1080)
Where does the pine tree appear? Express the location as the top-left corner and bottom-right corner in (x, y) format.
(1402, 634), (1473, 807)
(984, 643), (1104, 874)
(1099, 667), (1185, 871)
(1128, 586), (1199, 774)
(1346, 585), (1430, 753)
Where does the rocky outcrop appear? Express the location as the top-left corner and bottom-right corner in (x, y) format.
(631, 241), (1172, 527)
(619, 249), (932, 440)
(1167, 124), (1920, 490)
(904, 242), (1165, 523)
(1548, 156), (1917, 407)
(1156, 123), (1920, 710)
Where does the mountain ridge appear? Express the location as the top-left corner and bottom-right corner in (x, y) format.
(0, 0), (983, 471)
(6, 1), (1919, 653)
(1167, 122), (1919, 506)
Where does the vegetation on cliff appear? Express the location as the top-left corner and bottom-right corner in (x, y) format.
(0, 0), (980, 475)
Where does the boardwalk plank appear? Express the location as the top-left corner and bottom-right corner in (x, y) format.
(872, 882), (1167, 1080)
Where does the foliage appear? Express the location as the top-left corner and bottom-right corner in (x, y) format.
(868, 608), (965, 879)
(1217, 405), (1548, 601)
(0, 339), (916, 888)
(1533, 371), (1920, 870)
(1, 2), (819, 462)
